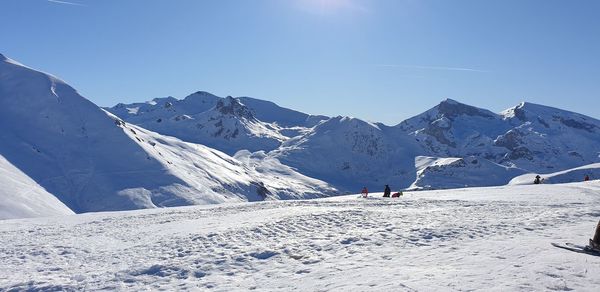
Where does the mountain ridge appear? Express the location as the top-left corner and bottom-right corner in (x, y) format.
(108, 90), (600, 192)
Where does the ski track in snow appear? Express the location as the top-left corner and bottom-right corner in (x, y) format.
(1, 183), (600, 291)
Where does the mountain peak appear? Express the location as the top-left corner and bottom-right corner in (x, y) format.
(194, 90), (214, 96)
(186, 91), (218, 99)
(505, 101), (575, 120)
(502, 101), (600, 132)
(215, 96), (255, 119)
(182, 91), (219, 103)
(317, 115), (382, 131)
(436, 98), (496, 119)
(440, 98), (461, 105)
(0, 53), (6, 61)
(513, 101), (549, 112)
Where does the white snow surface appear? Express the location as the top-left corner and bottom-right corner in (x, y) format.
(2, 182), (600, 291)
(0, 155), (74, 220)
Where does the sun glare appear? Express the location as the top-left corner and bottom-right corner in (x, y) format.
(296, 0), (366, 15)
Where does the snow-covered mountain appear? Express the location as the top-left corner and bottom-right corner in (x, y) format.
(399, 98), (600, 173)
(109, 117), (336, 204)
(269, 116), (419, 191)
(109, 93), (600, 192)
(109, 91), (326, 128)
(497, 102), (600, 171)
(409, 156), (527, 190)
(398, 98), (511, 158)
(0, 53), (337, 216)
(107, 92), (327, 155)
(266, 99), (598, 192)
(122, 95), (287, 154)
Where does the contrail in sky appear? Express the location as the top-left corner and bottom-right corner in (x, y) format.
(47, 0), (85, 6)
(376, 64), (490, 73)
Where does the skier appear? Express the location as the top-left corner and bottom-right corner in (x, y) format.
(590, 220), (600, 251)
(361, 187), (369, 198)
(584, 175), (590, 181)
(552, 220), (600, 254)
(391, 191), (403, 198)
(534, 175), (541, 184)
(383, 185), (391, 197)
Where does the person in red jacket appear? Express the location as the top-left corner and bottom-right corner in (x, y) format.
(361, 187), (369, 198)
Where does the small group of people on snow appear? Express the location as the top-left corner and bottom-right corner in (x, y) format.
(360, 185), (402, 198)
(534, 174), (592, 184)
(383, 184), (403, 198)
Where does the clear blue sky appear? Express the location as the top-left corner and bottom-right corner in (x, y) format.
(2, 0), (599, 124)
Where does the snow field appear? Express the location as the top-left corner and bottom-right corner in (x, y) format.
(0, 155), (74, 219)
(1, 182), (600, 291)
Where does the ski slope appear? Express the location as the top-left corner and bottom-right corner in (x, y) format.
(1, 182), (600, 291)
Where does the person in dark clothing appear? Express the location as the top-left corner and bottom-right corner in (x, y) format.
(584, 175), (590, 181)
(590, 220), (600, 251)
(534, 175), (541, 184)
(383, 185), (391, 197)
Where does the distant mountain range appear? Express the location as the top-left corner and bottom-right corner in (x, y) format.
(1, 52), (598, 219)
(108, 90), (600, 191)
